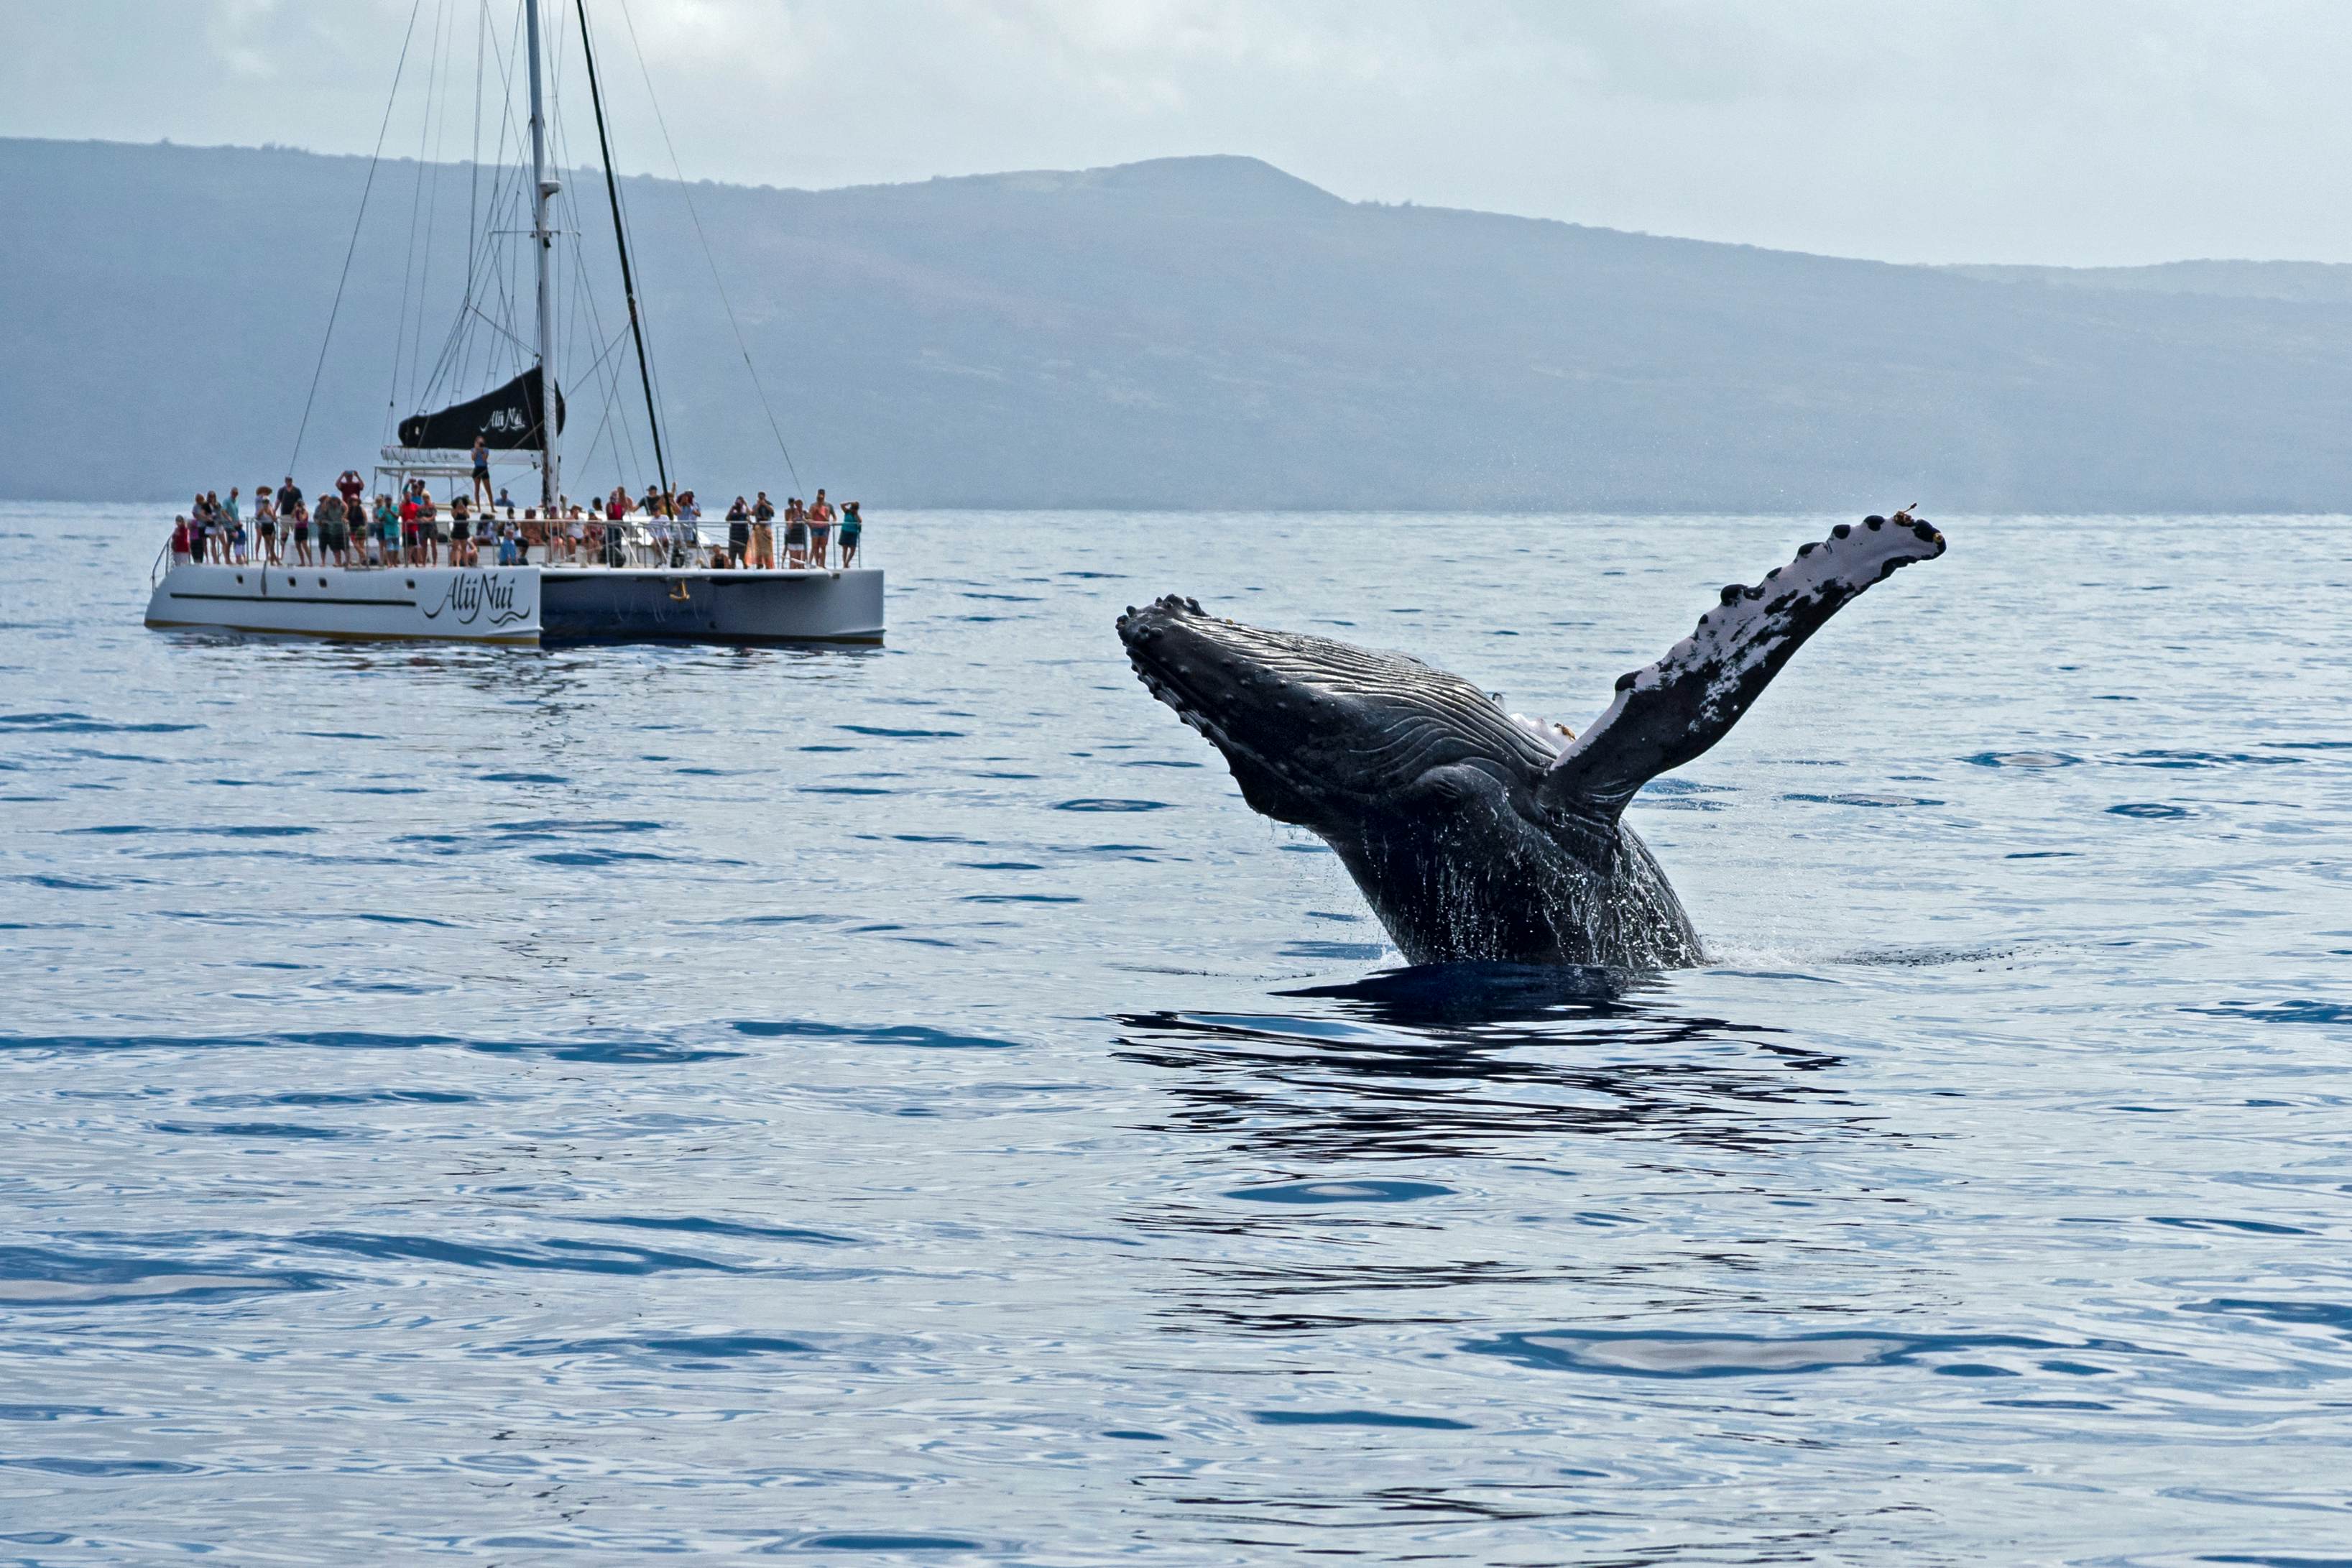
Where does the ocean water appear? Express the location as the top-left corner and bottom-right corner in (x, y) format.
(3, 501), (2349, 1564)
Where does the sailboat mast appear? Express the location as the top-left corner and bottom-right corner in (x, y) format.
(524, 0), (559, 509)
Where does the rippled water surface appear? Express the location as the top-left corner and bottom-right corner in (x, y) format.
(4, 502), (2351, 1563)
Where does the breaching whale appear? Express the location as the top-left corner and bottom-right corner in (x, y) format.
(1116, 515), (1946, 969)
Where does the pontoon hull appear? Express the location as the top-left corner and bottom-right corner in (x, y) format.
(540, 566), (883, 643)
(144, 562), (882, 645)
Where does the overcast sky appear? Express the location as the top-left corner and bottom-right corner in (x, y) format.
(6, 0), (2350, 267)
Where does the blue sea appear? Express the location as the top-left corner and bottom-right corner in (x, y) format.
(4, 502), (2349, 1564)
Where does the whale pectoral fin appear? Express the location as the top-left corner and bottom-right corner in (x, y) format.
(1539, 515), (1946, 820)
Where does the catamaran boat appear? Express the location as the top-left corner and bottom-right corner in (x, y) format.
(146, 552), (885, 645)
(145, 1), (881, 646)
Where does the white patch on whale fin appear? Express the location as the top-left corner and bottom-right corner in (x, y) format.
(1507, 713), (1574, 755)
(1541, 513), (1946, 820)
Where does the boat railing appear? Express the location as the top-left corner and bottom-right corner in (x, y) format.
(156, 512), (873, 574)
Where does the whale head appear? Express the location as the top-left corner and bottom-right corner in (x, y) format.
(1115, 595), (1558, 836)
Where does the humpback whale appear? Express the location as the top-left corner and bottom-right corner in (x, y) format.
(1117, 515), (1946, 969)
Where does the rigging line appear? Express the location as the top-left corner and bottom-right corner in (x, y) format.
(387, 0), (447, 433)
(445, 5), (522, 404)
(466, 1), (529, 392)
(407, 0), (457, 406)
(561, 47), (670, 486)
(570, 220), (648, 491)
(584, 261), (650, 492)
(566, 12), (675, 479)
(463, 302), (535, 358)
(566, 319), (637, 391)
(604, 119), (679, 480)
(423, 0), (489, 405)
(538, 128), (627, 496)
(614, 0), (801, 490)
(575, 0), (668, 496)
(587, 336), (648, 489)
(290, 0), (429, 476)
(420, 27), (475, 403)
(571, 321), (642, 484)
(543, 50), (647, 494)
(482, 158), (524, 384)
(464, 0), (484, 305)
(427, 0), (533, 414)
(449, 0), (529, 400)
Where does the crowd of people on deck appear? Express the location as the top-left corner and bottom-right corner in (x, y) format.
(170, 455), (865, 573)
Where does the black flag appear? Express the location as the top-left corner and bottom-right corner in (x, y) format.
(397, 371), (565, 451)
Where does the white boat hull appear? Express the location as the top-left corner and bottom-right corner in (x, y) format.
(144, 561), (882, 645)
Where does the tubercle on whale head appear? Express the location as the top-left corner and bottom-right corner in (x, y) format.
(1116, 594), (1339, 827)
(1116, 593), (1557, 831)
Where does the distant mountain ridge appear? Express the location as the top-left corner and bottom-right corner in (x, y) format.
(5, 134), (2352, 511)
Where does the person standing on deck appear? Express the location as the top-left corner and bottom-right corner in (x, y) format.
(838, 501), (863, 568)
(751, 492), (775, 570)
(223, 488), (246, 564)
(254, 481), (280, 564)
(397, 487), (421, 566)
(654, 496), (678, 565)
(808, 489), (834, 569)
(315, 488), (346, 568)
(783, 496), (810, 569)
(275, 476), (301, 563)
(726, 496), (752, 568)
(470, 435), (493, 507)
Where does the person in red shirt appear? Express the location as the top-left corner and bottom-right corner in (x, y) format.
(399, 487), (423, 566)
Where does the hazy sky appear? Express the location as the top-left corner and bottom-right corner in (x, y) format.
(7, 0), (2350, 267)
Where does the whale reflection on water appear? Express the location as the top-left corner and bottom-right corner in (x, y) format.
(1114, 963), (1876, 1342)
(1116, 962), (1849, 1163)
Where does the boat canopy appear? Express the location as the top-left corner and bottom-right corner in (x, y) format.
(397, 370), (565, 453)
